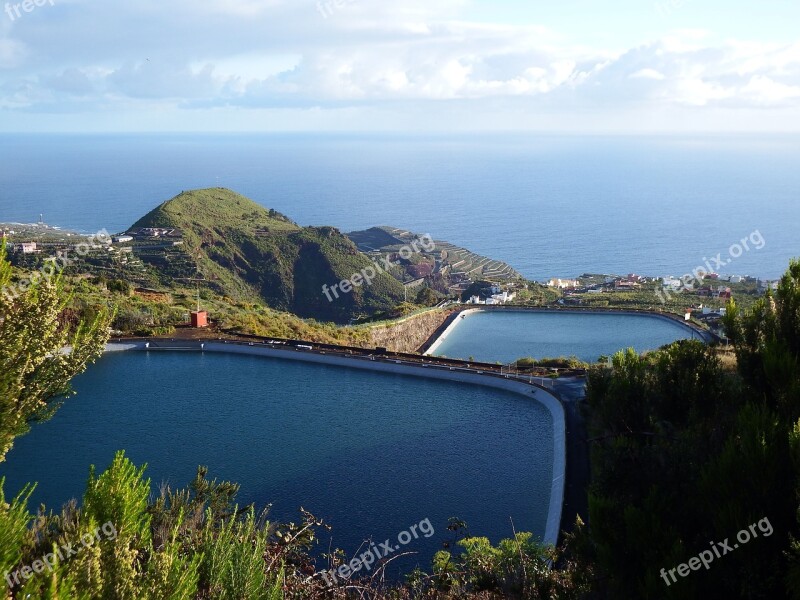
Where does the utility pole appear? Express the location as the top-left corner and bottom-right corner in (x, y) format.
(176, 277), (208, 310)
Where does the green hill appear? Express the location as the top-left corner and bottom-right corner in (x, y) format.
(130, 188), (405, 323)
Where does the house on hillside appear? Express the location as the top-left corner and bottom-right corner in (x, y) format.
(548, 278), (580, 289)
(130, 227), (182, 238)
(696, 286), (714, 297)
(15, 242), (38, 254)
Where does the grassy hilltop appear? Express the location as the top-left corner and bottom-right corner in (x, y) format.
(130, 188), (405, 323)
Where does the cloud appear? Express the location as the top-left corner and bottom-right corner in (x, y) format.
(0, 37), (26, 68)
(740, 75), (800, 105)
(46, 68), (94, 95)
(106, 61), (224, 100)
(0, 1), (799, 130)
(630, 68), (666, 81)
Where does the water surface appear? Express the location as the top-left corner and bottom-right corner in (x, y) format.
(1, 134), (796, 280)
(432, 310), (694, 363)
(0, 351), (554, 576)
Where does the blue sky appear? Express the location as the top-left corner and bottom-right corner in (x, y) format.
(1, 0), (799, 132)
(464, 1), (800, 46)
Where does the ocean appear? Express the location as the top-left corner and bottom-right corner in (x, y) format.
(1, 133), (797, 280)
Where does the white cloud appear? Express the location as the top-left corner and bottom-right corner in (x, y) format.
(0, 38), (26, 69)
(741, 75), (800, 105)
(671, 78), (733, 106)
(0, 1), (799, 130)
(630, 68), (666, 81)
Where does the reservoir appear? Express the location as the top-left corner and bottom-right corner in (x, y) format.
(0, 350), (555, 576)
(430, 310), (695, 364)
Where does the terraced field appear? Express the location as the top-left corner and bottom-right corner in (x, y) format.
(348, 226), (521, 283)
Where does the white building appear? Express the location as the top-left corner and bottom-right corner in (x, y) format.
(548, 278), (580, 289)
(494, 291), (515, 303)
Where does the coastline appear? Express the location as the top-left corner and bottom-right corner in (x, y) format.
(104, 339), (566, 548)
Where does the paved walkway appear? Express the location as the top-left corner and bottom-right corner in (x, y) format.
(552, 377), (589, 538)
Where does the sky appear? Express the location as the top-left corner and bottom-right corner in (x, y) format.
(1, 0), (800, 133)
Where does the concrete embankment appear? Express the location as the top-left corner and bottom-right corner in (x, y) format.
(421, 308), (482, 356)
(105, 339), (566, 547)
(368, 308), (455, 353)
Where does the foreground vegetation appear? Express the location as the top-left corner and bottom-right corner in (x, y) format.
(0, 242), (111, 462)
(0, 451), (594, 599)
(580, 259), (800, 598)
(3, 235), (799, 597)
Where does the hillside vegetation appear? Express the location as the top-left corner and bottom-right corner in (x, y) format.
(131, 189), (405, 323)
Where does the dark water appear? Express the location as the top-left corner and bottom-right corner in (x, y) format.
(433, 311), (694, 363)
(0, 133), (797, 280)
(0, 351), (554, 577)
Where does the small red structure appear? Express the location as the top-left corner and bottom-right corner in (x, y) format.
(191, 310), (209, 328)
